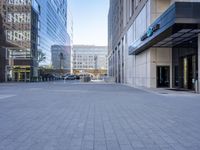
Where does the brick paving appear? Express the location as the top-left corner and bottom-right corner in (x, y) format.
(0, 81), (200, 150)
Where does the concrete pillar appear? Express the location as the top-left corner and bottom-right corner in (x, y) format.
(0, 47), (6, 82)
(170, 48), (173, 88)
(198, 34), (200, 93)
(120, 42), (123, 84)
(117, 48), (120, 83)
(115, 49), (117, 82)
(112, 52), (115, 77)
(116, 47), (119, 83)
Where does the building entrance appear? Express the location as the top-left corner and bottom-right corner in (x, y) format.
(172, 45), (198, 91)
(12, 66), (31, 82)
(157, 66), (170, 88)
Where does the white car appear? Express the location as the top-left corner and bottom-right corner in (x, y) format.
(64, 75), (76, 80)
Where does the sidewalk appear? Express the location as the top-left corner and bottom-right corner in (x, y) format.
(123, 82), (199, 96)
(72, 79), (115, 85)
(133, 86), (199, 96)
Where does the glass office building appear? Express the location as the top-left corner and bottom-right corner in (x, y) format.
(0, 0), (72, 82)
(51, 45), (71, 71)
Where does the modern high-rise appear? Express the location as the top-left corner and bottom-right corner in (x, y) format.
(51, 45), (71, 71)
(73, 45), (107, 75)
(0, 0), (72, 82)
(108, 0), (200, 92)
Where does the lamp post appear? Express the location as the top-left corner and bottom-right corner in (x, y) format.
(94, 55), (98, 78)
(59, 52), (64, 75)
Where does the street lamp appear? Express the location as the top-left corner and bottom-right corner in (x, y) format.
(59, 52), (64, 74)
(94, 55), (98, 78)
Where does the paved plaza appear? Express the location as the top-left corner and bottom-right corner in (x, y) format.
(0, 81), (200, 150)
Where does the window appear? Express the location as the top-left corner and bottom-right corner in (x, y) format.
(132, 0), (134, 15)
(129, 0), (134, 17)
(135, 0), (141, 7)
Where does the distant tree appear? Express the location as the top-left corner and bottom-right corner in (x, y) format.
(37, 51), (46, 64)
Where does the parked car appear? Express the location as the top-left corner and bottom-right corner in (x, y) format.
(74, 75), (80, 80)
(61, 74), (68, 80)
(64, 75), (76, 80)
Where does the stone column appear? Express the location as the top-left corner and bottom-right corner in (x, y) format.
(198, 34), (200, 93)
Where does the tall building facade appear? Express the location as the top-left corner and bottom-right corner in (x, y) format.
(51, 45), (71, 71)
(0, 0), (37, 82)
(73, 45), (107, 75)
(0, 0), (72, 82)
(108, 0), (200, 92)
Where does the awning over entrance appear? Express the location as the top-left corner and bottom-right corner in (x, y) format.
(129, 2), (200, 55)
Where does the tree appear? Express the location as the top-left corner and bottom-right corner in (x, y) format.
(37, 51), (46, 64)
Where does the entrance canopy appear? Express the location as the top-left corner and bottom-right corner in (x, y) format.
(129, 2), (200, 55)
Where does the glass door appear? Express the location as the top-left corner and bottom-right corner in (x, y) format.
(183, 57), (188, 89)
(157, 66), (170, 88)
(183, 55), (196, 90)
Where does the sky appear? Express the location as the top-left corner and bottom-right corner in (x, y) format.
(69, 0), (109, 46)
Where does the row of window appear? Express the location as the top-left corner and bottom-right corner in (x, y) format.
(73, 65), (95, 69)
(6, 30), (31, 41)
(7, 48), (31, 59)
(73, 61), (106, 65)
(73, 56), (104, 60)
(50, 0), (67, 21)
(75, 61), (96, 65)
(74, 55), (96, 58)
(7, 0), (31, 5)
(7, 13), (31, 23)
(74, 59), (96, 62)
(128, 0), (142, 19)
